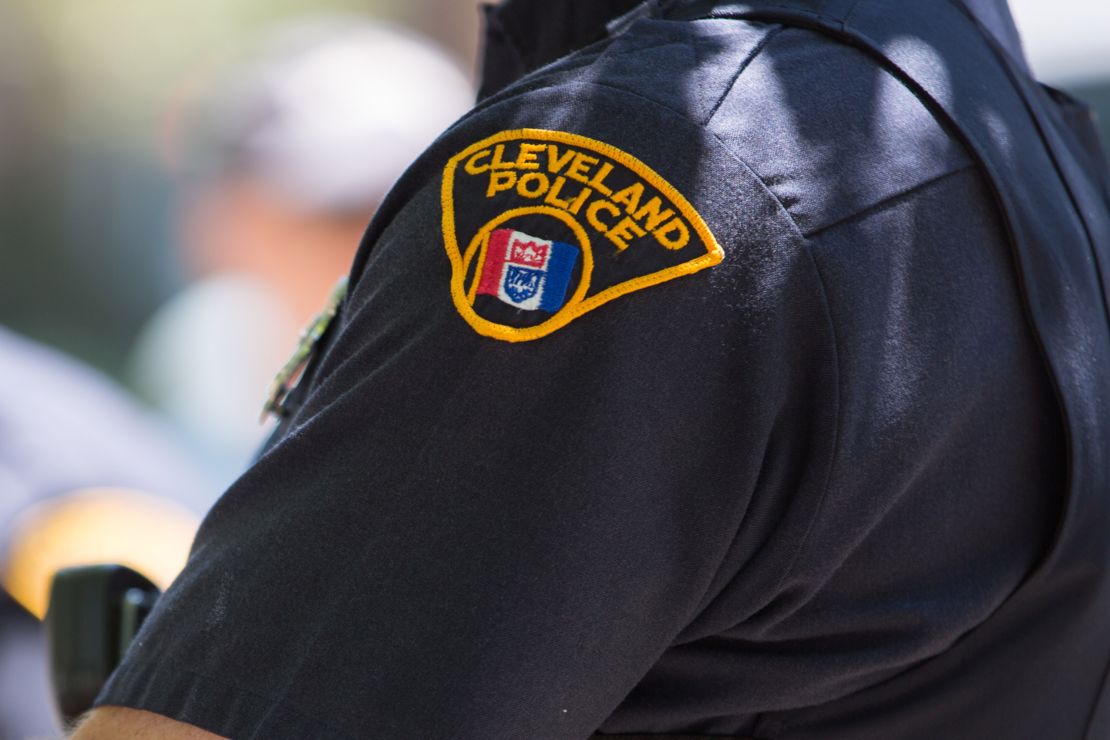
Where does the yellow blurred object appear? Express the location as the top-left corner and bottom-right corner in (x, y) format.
(1, 488), (200, 619)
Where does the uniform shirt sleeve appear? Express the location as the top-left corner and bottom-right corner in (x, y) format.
(95, 80), (838, 739)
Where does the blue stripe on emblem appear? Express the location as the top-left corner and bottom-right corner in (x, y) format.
(537, 241), (579, 312)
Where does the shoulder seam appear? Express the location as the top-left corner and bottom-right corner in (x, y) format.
(803, 163), (978, 238)
(568, 78), (809, 240)
(704, 25), (786, 126)
(685, 189), (843, 628)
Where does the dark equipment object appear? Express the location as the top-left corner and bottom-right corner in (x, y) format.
(45, 565), (162, 725)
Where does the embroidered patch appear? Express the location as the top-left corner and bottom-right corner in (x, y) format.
(442, 128), (723, 341)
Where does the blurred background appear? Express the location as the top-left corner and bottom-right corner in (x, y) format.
(0, 0), (1107, 737)
(0, 0), (480, 377)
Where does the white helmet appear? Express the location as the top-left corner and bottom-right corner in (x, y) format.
(186, 18), (475, 214)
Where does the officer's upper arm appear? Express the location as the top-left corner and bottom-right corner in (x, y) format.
(74, 706), (226, 739)
(88, 82), (837, 738)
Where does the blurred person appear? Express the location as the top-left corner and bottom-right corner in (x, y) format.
(0, 327), (208, 739)
(129, 18), (474, 486)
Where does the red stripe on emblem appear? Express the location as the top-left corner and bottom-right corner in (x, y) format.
(477, 229), (512, 296)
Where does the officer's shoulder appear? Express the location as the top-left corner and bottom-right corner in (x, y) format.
(520, 17), (978, 237)
(360, 21), (836, 347)
(435, 18), (814, 244)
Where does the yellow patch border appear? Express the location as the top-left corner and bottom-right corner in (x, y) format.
(442, 128), (724, 342)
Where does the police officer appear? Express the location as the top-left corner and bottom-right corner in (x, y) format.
(75, 0), (1110, 738)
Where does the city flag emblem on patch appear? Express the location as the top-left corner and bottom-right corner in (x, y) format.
(476, 229), (579, 312)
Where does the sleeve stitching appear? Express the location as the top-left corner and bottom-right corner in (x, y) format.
(567, 78), (809, 240)
(703, 25), (787, 125)
(758, 235), (843, 611)
(803, 163), (977, 239)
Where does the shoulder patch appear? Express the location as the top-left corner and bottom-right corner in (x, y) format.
(442, 128), (723, 341)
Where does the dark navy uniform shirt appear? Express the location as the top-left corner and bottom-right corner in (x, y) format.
(98, 1), (1108, 737)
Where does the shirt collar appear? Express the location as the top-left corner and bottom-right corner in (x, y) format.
(477, 0), (643, 99)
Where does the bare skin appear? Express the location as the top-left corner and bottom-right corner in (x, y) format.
(72, 706), (227, 739)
